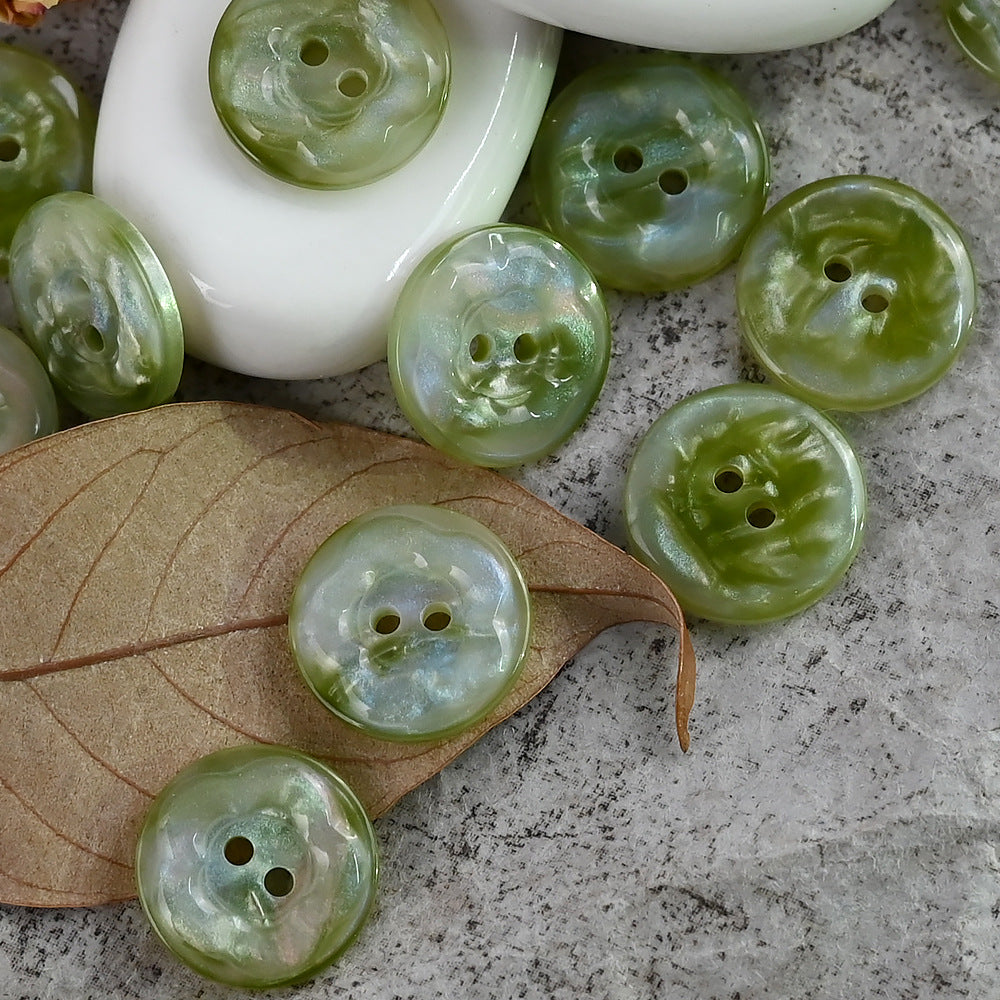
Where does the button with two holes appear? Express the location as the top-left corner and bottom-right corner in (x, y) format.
(135, 746), (378, 989)
(289, 505), (531, 741)
(624, 383), (866, 624)
(736, 175), (977, 411)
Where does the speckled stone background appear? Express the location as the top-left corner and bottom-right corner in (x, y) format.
(1, 0), (999, 997)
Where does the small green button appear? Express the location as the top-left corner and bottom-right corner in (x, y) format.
(624, 384), (866, 624)
(9, 192), (184, 419)
(209, 0), (450, 189)
(531, 53), (769, 293)
(290, 505), (531, 742)
(136, 746), (378, 989)
(0, 45), (96, 277)
(737, 176), (976, 411)
(0, 325), (58, 454)
(942, 0), (1000, 81)
(389, 224), (611, 468)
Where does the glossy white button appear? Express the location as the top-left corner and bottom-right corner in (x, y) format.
(94, 0), (560, 379)
(484, 0), (896, 53)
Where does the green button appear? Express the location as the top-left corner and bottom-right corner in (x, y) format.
(943, 0), (1000, 81)
(530, 53), (769, 293)
(737, 176), (976, 411)
(624, 384), (866, 624)
(9, 192), (184, 419)
(0, 325), (58, 454)
(210, 0), (450, 189)
(388, 224), (610, 468)
(0, 45), (96, 278)
(136, 746), (378, 989)
(290, 505), (531, 742)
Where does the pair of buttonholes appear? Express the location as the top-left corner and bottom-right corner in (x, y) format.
(298, 38), (368, 99)
(0, 136), (21, 163)
(612, 144), (689, 196)
(223, 836), (294, 898)
(823, 257), (891, 314)
(469, 333), (541, 365)
(374, 606), (452, 635)
(713, 467), (777, 529)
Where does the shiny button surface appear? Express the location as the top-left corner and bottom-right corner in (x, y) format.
(290, 505), (531, 742)
(943, 0), (1000, 81)
(624, 384), (866, 624)
(0, 325), (58, 454)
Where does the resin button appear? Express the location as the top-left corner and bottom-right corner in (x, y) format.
(9, 192), (184, 419)
(0, 325), (58, 454)
(0, 45), (96, 277)
(736, 176), (976, 411)
(624, 384), (866, 624)
(290, 505), (531, 742)
(943, 0), (1000, 81)
(531, 55), (769, 293)
(209, 0), (450, 189)
(136, 746), (378, 989)
(482, 0), (896, 53)
(388, 225), (610, 467)
(94, 0), (560, 379)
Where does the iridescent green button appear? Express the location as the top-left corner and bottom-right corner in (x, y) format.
(737, 176), (976, 411)
(136, 746), (377, 989)
(388, 224), (611, 468)
(530, 54), (769, 293)
(209, 0), (450, 189)
(0, 45), (96, 277)
(9, 192), (183, 419)
(0, 325), (58, 454)
(943, 0), (1000, 81)
(289, 505), (531, 742)
(624, 384), (866, 624)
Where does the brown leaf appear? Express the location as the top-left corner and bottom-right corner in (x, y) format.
(0, 401), (694, 907)
(0, 0), (62, 27)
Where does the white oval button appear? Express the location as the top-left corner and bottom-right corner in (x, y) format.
(94, 0), (560, 379)
(482, 0), (896, 53)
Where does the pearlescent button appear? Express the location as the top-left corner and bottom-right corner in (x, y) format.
(0, 325), (58, 454)
(136, 746), (378, 989)
(388, 224), (611, 468)
(624, 384), (866, 624)
(482, 0), (896, 53)
(94, 0), (560, 379)
(943, 0), (1000, 81)
(290, 505), (531, 742)
(0, 45), (96, 277)
(209, 0), (450, 189)
(531, 54), (769, 293)
(9, 192), (184, 419)
(736, 176), (976, 411)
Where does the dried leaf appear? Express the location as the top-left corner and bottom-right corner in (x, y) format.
(0, 0), (63, 27)
(0, 402), (694, 907)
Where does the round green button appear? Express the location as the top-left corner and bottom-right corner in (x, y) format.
(624, 384), (866, 624)
(530, 54), (770, 293)
(136, 746), (378, 989)
(9, 192), (184, 419)
(0, 325), (58, 454)
(0, 45), (96, 277)
(290, 505), (531, 742)
(388, 224), (611, 468)
(942, 0), (1000, 81)
(209, 0), (450, 189)
(737, 176), (976, 411)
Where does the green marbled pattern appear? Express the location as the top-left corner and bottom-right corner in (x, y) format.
(136, 746), (378, 989)
(290, 505), (531, 742)
(210, 0), (450, 189)
(0, 325), (58, 454)
(737, 176), (976, 411)
(624, 384), (866, 624)
(9, 192), (184, 419)
(389, 225), (610, 468)
(943, 0), (1000, 80)
(530, 54), (769, 293)
(0, 45), (96, 277)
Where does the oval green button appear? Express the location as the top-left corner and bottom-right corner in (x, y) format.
(624, 384), (866, 624)
(0, 325), (58, 454)
(942, 0), (1000, 81)
(737, 176), (976, 411)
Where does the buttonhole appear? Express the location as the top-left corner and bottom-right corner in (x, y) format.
(658, 169), (688, 195)
(422, 607), (451, 632)
(469, 334), (491, 363)
(861, 287), (890, 314)
(714, 468), (744, 494)
(613, 145), (643, 174)
(299, 38), (329, 67)
(337, 69), (368, 98)
(823, 257), (852, 283)
(747, 505), (777, 529)
(373, 611), (401, 635)
(0, 136), (20, 162)
(224, 836), (254, 866)
(263, 867), (294, 897)
(513, 333), (540, 363)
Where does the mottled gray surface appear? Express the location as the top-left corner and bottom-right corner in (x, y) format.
(2, 0), (999, 997)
